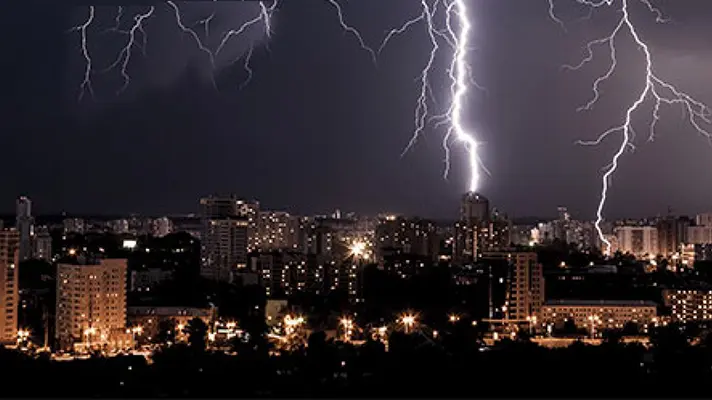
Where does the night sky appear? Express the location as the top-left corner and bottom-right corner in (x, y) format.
(2, 0), (712, 220)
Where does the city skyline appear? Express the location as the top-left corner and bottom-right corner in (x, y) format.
(3, 1), (712, 219)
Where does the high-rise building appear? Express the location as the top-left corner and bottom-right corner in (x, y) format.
(460, 192), (489, 222)
(482, 251), (544, 322)
(616, 226), (658, 258)
(657, 217), (690, 258)
(55, 258), (128, 351)
(453, 193), (510, 263)
(255, 211), (300, 251)
(16, 196), (34, 262)
(687, 225), (712, 245)
(32, 226), (52, 261)
(0, 229), (20, 344)
(375, 215), (439, 262)
(696, 213), (712, 227)
(199, 196), (252, 282)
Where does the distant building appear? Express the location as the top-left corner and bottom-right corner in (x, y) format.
(375, 216), (439, 263)
(0, 229), (20, 344)
(694, 244), (712, 262)
(687, 225), (712, 245)
(541, 299), (658, 332)
(16, 196), (34, 262)
(460, 191), (489, 222)
(55, 258), (128, 351)
(130, 268), (173, 292)
(696, 213), (712, 227)
(152, 217), (173, 237)
(63, 218), (85, 234)
(615, 226), (658, 258)
(32, 226), (52, 261)
(256, 251), (323, 298)
(657, 217), (689, 258)
(255, 211), (300, 251)
(109, 219), (130, 235)
(127, 306), (215, 340)
(453, 192), (490, 263)
(663, 288), (712, 324)
(199, 196), (253, 282)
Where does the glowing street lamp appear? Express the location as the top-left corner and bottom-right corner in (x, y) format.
(16, 329), (30, 347)
(400, 314), (417, 334)
(283, 315), (305, 335)
(340, 317), (354, 342)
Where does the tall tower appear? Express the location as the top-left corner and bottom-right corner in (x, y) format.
(454, 192), (491, 264)
(460, 192), (490, 223)
(15, 196), (34, 262)
(199, 196), (254, 282)
(0, 229), (20, 344)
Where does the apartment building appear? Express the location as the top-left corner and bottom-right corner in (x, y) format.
(55, 258), (128, 351)
(0, 229), (20, 344)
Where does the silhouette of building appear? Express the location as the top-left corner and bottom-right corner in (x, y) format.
(15, 196), (33, 262)
(199, 196), (254, 282)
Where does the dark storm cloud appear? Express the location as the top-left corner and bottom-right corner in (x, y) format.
(2, 0), (712, 220)
(65, 2), (267, 105)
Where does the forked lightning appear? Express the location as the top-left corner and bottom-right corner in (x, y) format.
(550, 0), (712, 254)
(68, 1), (484, 193)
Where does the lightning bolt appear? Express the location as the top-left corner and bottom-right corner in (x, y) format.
(68, 6), (96, 102)
(325, 0), (378, 65)
(70, 1), (485, 194)
(214, 1), (277, 88)
(382, 0), (483, 193)
(72, 2), (277, 98)
(551, 0), (712, 254)
(102, 6), (155, 95)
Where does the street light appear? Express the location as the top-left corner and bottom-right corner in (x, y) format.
(340, 317), (354, 342)
(131, 326), (143, 348)
(16, 329), (30, 347)
(400, 314), (416, 334)
(83, 327), (96, 351)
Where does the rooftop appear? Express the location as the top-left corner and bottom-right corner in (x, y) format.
(545, 299), (658, 307)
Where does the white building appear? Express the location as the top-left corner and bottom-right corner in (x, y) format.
(696, 213), (712, 227)
(615, 226), (658, 257)
(687, 226), (712, 245)
(541, 300), (658, 331)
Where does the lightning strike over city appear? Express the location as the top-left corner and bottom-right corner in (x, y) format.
(9, 1), (712, 388)
(67, 0), (485, 194)
(550, 0), (712, 254)
(377, 0), (485, 194)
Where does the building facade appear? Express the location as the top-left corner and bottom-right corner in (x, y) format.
(541, 299), (657, 331)
(482, 250), (544, 322)
(615, 226), (658, 257)
(663, 289), (712, 324)
(55, 259), (128, 351)
(199, 196), (254, 282)
(16, 196), (33, 262)
(0, 229), (20, 344)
